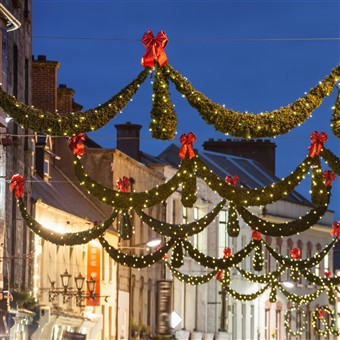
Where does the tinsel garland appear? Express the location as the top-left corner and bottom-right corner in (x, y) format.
(98, 236), (175, 268)
(135, 200), (225, 238)
(321, 147), (340, 175)
(312, 306), (340, 336)
(331, 89), (340, 137)
(236, 203), (329, 237)
(284, 307), (307, 336)
(165, 262), (218, 285)
(182, 239), (256, 270)
(150, 64), (177, 140)
(0, 68), (151, 136)
(163, 63), (340, 138)
(264, 238), (338, 270)
(221, 283), (270, 301)
(17, 197), (118, 245)
(195, 155), (318, 206)
(74, 157), (185, 209)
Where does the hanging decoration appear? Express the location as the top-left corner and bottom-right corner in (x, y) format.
(308, 131), (327, 158)
(9, 174), (25, 198)
(141, 30), (168, 68)
(69, 133), (87, 156)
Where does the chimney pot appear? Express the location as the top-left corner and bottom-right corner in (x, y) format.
(37, 55), (46, 61)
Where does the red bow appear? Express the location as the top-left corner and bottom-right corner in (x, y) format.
(225, 175), (239, 186)
(290, 247), (301, 259)
(251, 230), (262, 241)
(116, 176), (131, 192)
(10, 174), (25, 198)
(216, 248), (232, 281)
(69, 133), (87, 156)
(179, 132), (196, 159)
(324, 271), (332, 279)
(216, 270), (224, 281)
(308, 131), (327, 158)
(331, 221), (340, 238)
(141, 30), (168, 68)
(322, 170), (336, 187)
(223, 247), (232, 258)
(318, 309), (325, 320)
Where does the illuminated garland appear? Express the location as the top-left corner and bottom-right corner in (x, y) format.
(227, 203), (240, 237)
(277, 284), (323, 304)
(163, 63), (340, 138)
(182, 239), (256, 269)
(181, 158), (197, 208)
(150, 64), (177, 140)
(252, 241), (264, 271)
(74, 157), (185, 209)
(119, 210), (133, 240)
(331, 89), (340, 137)
(236, 203), (329, 237)
(264, 238), (338, 269)
(222, 283), (270, 301)
(301, 268), (340, 287)
(195, 156), (318, 206)
(284, 306), (307, 336)
(235, 265), (285, 284)
(312, 306), (340, 336)
(98, 236), (175, 268)
(165, 262), (218, 285)
(135, 200), (225, 238)
(17, 197), (118, 245)
(171, 240), (184, 268)
(0, 68), (151, 136)
(321, 147), (340, 175)
(310, 160), (330, 206)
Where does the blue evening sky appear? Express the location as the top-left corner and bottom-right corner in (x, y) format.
(32, 1), (340, 218)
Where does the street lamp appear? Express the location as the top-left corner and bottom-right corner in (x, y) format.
(49, 270), (108, 307)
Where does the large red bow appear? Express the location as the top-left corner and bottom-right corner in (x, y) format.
(225, 175), (239, 186)
(116, 176), (131, 192)
(223, 247), (232, 258)
(331, 221), (340, 238)
(308, 131), (327, 158)
(251, 230), (262, 241)
(141, 30), (168, 68)
(216, 248), (232, 281)
(179, 132), (196, 160)
(10, 174), (25, 198)
(69, 133), (87, 156)
(324, 271), (332, 279)
(318, 309), (325, 320)
(322, 170), (336, 187)
(290, 247), (301, 259)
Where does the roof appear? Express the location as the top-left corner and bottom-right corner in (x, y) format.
(32, 166), (106, 222)
(142, 143), (311, 206)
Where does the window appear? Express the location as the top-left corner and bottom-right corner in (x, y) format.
(218, 210), (229, 251)
(231, 303), (237, 339)
(265, 307), (270, 340)
(44, 159), (50, 178)
(241, 304), (246, 339)
(250, 305), (255, 339)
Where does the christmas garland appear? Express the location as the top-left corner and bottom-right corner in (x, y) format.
(98, 236), (175, 268)
(236, 203), (329, 237)
(321, 147), (340, 175)
(150, 64), (177, 140)
(222, 283), (270, 301)
(165, 262), (218, 285)
(235, 265), (285, 284)
(182, 239), (256, 270)
(331, 89), (340, 137)
(284, 306), (307, 336)
(312, 306), (340, 336)
(0, 68), (151, 136)
(135, 200), (226, 238)
(163, 63), (340, 138)
(17, 197), (118, 245)
(195, 155), (318, 206)
(74, 156), (185, 209)
(278, 284), (323, 305)
(263, 238), (338, 269)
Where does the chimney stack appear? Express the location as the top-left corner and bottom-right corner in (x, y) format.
(203, 138), (276, 175)
(115, 122), (142, 161)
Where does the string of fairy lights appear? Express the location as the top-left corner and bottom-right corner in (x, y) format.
(3, 30), (340, 335)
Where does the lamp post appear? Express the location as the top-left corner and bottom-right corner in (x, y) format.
(48, 270), (108, 307)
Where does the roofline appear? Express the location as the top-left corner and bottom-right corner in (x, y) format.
(0, 4), (21, 32)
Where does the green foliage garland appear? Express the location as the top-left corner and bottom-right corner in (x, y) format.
(310, 159), (330, 206)
(17, 197), (118, 245)
(222, 283), (270, 301)
(163, 63), (340, 138)
(165, 262), (218, 285)
(171, 240), (184, 268)
(135, 200), (225, 238)
(227, 203), (240, 237)
(252, 241), (264, 271)
(119, 210), (133, 240)
(312, 306), (340, 336)
(321, 147), (340, 175)
(284, 307), (307, 336)
(236, 203), (329, 237)
(150, 64), (177, 140)
(0, 68), (151, 136)
(278, 284), (323, 305)
(74, 156), (185, 209)
(182, 239), (256, 270)
(181, 159), (197, 208)
(195, 155), (318, 206)
(331, 89), (340, 137)
(98, 236), (175, 268)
